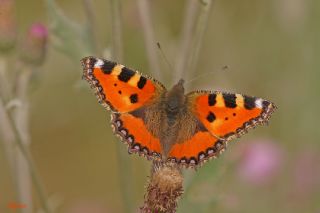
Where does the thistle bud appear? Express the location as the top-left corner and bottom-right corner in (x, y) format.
(0, 0), (17, 53)
(20, 23), (48, 66)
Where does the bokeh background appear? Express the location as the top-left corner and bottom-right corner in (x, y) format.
(1, 0), (319, 212)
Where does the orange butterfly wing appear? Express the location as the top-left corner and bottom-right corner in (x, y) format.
(168, 91), (276, 167)
(81, 56), (165, 159)
(168, 132), (225, 167)
(189, 91), (276, 139)
(81, 56), (165, 113)
(111, 113), (162, 159)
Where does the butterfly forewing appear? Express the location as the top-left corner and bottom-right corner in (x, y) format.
(81, 56), (165, 113)
(188, 91), (276, 141)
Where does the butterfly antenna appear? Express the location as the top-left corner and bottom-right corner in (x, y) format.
(184, 65), (230, 87)
(156, 42), (174, 72)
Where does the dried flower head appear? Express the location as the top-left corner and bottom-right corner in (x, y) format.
(141, 162), (183, 213)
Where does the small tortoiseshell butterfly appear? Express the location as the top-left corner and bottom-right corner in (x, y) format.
(81, 57), (276, 168)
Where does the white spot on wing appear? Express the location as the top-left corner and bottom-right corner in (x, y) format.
(127, 137), (133, 143)
(199, 154), (205, 160)
(94, 59), (104, 68)
(116, 121), (121, 127)
(134, 145), (140, 150)
(255, 98), (263, 108)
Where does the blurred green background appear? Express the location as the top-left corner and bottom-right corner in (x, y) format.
(1, 0), (319, 212)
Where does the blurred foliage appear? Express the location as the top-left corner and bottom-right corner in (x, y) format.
(1, 0), (320, 212)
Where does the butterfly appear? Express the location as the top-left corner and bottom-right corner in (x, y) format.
(81, 56), (276, 168)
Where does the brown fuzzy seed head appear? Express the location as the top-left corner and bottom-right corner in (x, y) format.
(141, 163), (183, 213)
(152, 164), (183, 193)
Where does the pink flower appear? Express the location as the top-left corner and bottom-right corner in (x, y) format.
(20, 23), (48, 66)
(29, 23), (48, 38)
(237, 139), (283, 185)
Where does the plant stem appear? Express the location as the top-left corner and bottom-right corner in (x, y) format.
(0, 57), (23, 211)
(0, 89), (17, 195)
(13, 68), (33, 213)
(185, 0), (213, 88)
(83, 0), (96, 53)
(0, 59), (52, 213)
(0, 96), (52, 213)
(137, 0), (162, 81)
(0, 57), (12, 101)
(109, 0), (134, 212)
(174, 0), (198, 83)
(110, 0), (123, 61)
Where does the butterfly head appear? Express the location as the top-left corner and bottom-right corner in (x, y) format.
(165, 79), (185, 114)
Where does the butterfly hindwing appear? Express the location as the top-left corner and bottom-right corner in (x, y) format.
(188, 91), (276, 141)
(111, 113), (162, 159)
(81, 56), (165, 113)
(168, 131), (225, 167)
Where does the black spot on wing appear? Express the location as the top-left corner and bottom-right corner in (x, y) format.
(137, 76), (147, 89)
(101, 60), (116, 74)
(223, 93), (237, 108)
(130, 94), (138, 103)
(206, 111), (216, 122)
(244, 95), (256, 110)
(208, 94), (216, 106)
(118, 67), (135, 82)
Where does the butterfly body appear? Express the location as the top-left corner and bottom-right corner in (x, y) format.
(81, 56), (276, 168)
(129, 78), (205, 159)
